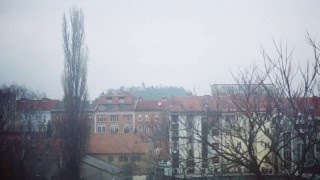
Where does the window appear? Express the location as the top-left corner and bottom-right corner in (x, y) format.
(154, 124), (160, 132)
(111, 125), (119, 133)
(55, 115), (59, 121)
(172, 115), (178, 124)
(212, 128), (219, 136)
(119, 155), (129, 162)
(97, 115), (104, 122)
(266, 128), (270, 134)
(97, 115), (106, 122)
(145, 115), (149, 121)
(98, 105), (106, 110)
(112, 105), (118, 110)
(237, 142), (242, 150)
(212, 156), (220, 164)
(124, 114), (132, 122)
(265, 142), (270, 149)
(124, 126), (131, 133)
(138, 115), (142, 121)
(43, 115), (46, 120)
(88, 116), (92, 122)
(108, 155), (113, 162)
(212, 143), (219, 150)
(119, 97), (125, 103)
(144, 125), (149, 132)
(155, 115), (159, 121)
(111, 115), (119, 122)
(132, 154), (141, 162)
(97, 125), (106, 133)
(138, 125), (142, 132)
(106, 97), (112, 103)
(188, 121), (193, 129)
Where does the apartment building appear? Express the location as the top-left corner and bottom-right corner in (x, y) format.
(94, 92), (135, 134)
(134, 98), (171, 177)
(169, 96), (211, 176)
(274, 97), (320, 174)
(16, 98), (59, 132)
(168, 95), (275, 177)
(51, 101), (96, 135)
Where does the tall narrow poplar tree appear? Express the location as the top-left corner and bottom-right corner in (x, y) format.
(60, 8), (89, 179)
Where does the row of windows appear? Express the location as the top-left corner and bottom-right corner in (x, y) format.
(96, 124), (159, 134)
(138, 115), (158, 121)
(96, 114), (133, 122)
(55, 115), (92, 121)
(96, 125), (133, 133)
(98, 104), (133, 111)
(108, 154), (141, 163)
(106, 96), (126, 104)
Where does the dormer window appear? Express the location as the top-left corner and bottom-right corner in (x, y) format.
(119, 97), (125, 103)
(106, 97), (112, 103)
(98, 105), (106, 111)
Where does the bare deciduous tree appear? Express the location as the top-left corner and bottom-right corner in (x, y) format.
(175, 36), (320, 179)
(261, 36), (320, 178)
(59, 7), (89, 179)
(0, 87), (17, 137)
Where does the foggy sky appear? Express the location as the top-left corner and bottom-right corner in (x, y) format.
(1, 0), (320, 100)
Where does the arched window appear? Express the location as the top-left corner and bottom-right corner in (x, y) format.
(111, 125), (119, 133)
(124, 126), (130, 133)
(144, 125), (149, 133)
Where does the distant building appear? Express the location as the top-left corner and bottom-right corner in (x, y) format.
(87, 134), (148, 178)
(211, 84), (276, 95)
(134, 98), (171, 177)
(50, 101), (96, 136)
(94, 92), (135, 134)
(16, 98), (59, 132)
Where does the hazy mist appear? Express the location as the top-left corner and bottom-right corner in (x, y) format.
(1, 0), (319, 100)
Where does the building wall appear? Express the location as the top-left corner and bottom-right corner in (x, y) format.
(19, 110), (52, 132)
(51, 111), (95, 135)
(170, 113), (203, 175)
(81, 162), (119, 180)
(94, 111), (135, 134)
(135, 111), (168, 135)
(91, 153), (147, 175)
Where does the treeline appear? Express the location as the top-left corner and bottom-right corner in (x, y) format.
(111, 85), (190, 99)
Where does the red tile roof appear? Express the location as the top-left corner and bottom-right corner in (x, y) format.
(87, 134), (148, 154)
(170, 96), (218, 112)
(17, 98), (59, 111)
(135, 99), (170, 111)
(95, 92), (134, 105)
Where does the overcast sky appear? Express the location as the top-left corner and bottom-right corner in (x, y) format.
(0, 0), (319, 100)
